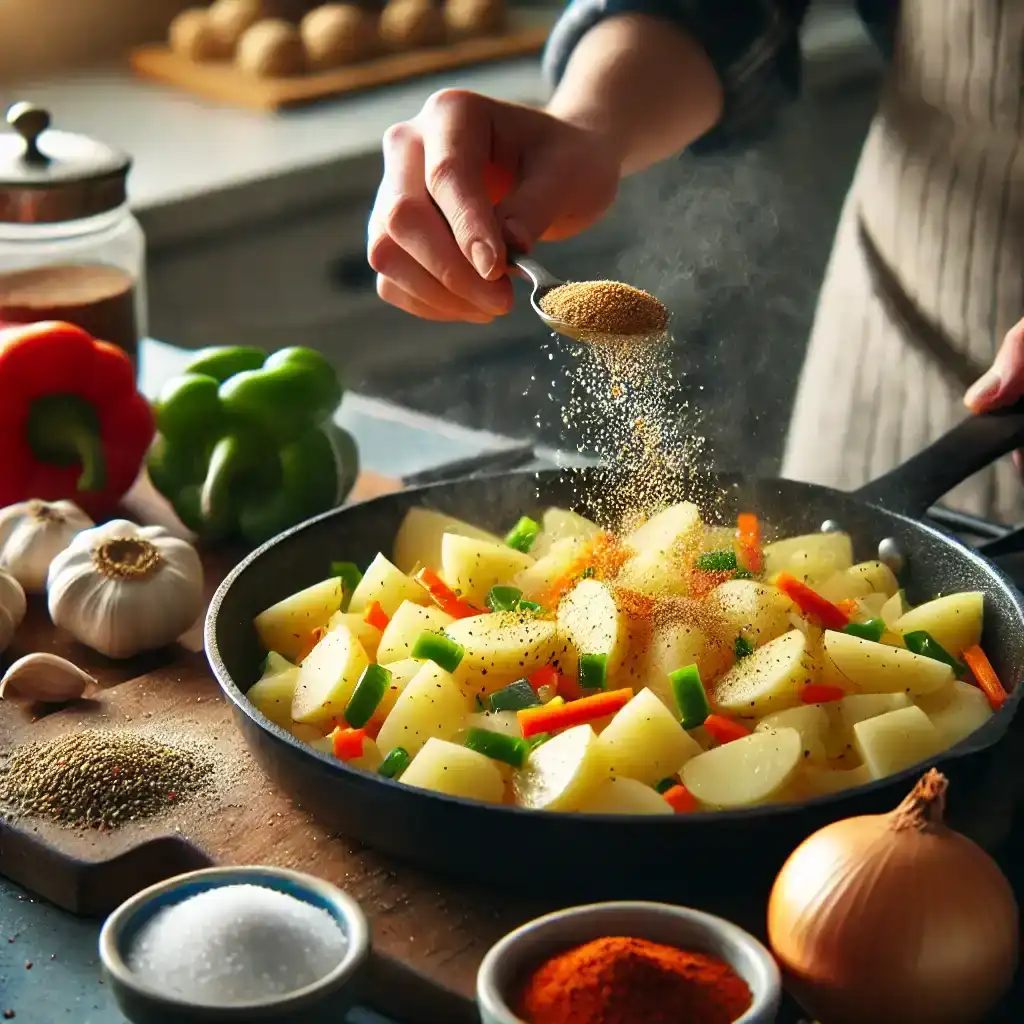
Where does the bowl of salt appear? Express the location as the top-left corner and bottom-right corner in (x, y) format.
(99, 865), (370, 1023)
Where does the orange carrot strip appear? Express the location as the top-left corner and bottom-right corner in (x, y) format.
(703, 714), (752, 745)
(517, 688), (633, 739)
(736, 513), (764, 573)
(295, 626), (326, 664)
(364, 601), (390, 631)
(331, 726), (366, 760)
(413, 567), (481, 619)
(662, 784), (698, 813)
(962, 645), (1009, 710)
(801, 684), (846, 704)
(775, 572), (849, 630)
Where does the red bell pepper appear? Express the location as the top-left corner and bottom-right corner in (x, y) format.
(0, 321), (154, 518)
(414, 567), (481, 619)
(775, 572), (850, 630)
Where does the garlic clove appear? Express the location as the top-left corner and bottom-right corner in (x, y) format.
(0, 499), (94, 593)
(0, 653), (96, 703)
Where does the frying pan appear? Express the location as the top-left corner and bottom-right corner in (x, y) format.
(206, 401), (1024, 901)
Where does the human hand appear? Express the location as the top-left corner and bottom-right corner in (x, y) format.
(965, 318), (1024, 414)
(367, 88), (622, 323)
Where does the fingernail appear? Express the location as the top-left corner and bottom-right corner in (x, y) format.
(470, 241), (496, 279)
(503, 217), (532, 252)
(965, 371), (1002, 410)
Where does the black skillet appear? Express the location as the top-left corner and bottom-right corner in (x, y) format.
(206, 400), (1024, 902)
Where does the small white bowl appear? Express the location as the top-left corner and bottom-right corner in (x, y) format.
(477, 901), (781, 1024)
(99, 866), (371, 1023)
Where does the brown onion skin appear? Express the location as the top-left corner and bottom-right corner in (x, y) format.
(768, 803), (1019, 1024)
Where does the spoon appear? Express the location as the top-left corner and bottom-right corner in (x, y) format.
(508, 253), (586, 340)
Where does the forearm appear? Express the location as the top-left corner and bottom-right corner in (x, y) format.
(546, 14), (724, 176)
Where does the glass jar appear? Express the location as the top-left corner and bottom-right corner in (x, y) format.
(0, 102), (146, 365)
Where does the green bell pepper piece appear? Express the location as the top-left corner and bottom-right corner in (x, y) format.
(147, 345), (357, 546)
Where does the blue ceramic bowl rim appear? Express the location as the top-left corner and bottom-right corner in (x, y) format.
(99, 865), (371, 1014)
(476, 900), (782, 1024)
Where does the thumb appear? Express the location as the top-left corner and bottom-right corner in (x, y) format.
(966, 319), (1024, 413)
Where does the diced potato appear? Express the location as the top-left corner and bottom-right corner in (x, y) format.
(848, 560), (899, 598)
(853, 705), (941, 779)
(254, 577), (343, 661)
(514, 537), (586, 603)
(894, 592), (984, 657)
(763, 531), (853, 586)
(247, 665), (300, 727)
(643, 618), (733, 715)
(700, 525), (737, 552)
(556, 579), (631, 678)
(400, 738), (505, 803)
(375, 662), (469, 758)
(446, 611), (559, 696)
(366, 657), (424, 732)
(755, 704), (829, 763)
(880, 590), (909, 628)
(711, 629), (812, 715)
(440, 533), (534, 607)
(799, 763), (871, 798)
(262, 652), (295, 677)
(291, 623), (370, 724)
(377, 601), (454, 664)
(531, 507), (601, 559)
(392, 507), (502, 575)
(513, 724), (611, 811)
(616, 502), (703, 596)
(817, 561), (899, 604)
(598, 687), (702, 785)
(348, 553), (426, 617)
(681, 728), (803, 808)
(820, 630), (953, 696)
(289, 722), (329, 742)
(824, 692), (913, 759)
(917, 680), (994, 748)
(577, 776), (673, 815)
(462, 709), (522, 738)
(327, 611), (383, 658)
(707, 579), (794, 648)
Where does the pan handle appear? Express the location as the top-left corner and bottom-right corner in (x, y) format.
(852, 398), (1024, 518)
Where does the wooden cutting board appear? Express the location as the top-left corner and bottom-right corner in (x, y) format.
(130, 11), (552, 112)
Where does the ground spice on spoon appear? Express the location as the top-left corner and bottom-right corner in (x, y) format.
(540, 281), (669, 336)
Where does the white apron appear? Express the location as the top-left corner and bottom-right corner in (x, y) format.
(782, 0), (1024, 523)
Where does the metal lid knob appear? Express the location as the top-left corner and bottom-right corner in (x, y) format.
(7, 103), (52, 164)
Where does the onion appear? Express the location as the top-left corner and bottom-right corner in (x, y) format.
(768, 769), (1018, 1024)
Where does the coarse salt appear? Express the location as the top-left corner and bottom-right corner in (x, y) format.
(127, 884), (348, 1005)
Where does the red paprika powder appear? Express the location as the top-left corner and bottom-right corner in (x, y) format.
(517, 935), (753, 1024)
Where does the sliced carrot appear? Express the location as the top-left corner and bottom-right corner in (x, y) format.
(801, 684), (846, 704)
(413, 567), (481, 619)
(703, 714), (752, 745)
(662, 784), (698, 813)
(540, 531), (629, 608)
(364, 601), (390, 632)
(295, 625), (326, 664)
(331, 726), (366, 760)
(775, 572), (849, 630)
(962, 645), (1009, 710)
(528, 664), (560, 693)
(735, 513), (764, 573)
(517, 688), (633, 739)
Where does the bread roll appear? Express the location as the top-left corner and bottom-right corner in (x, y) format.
(300, 4), (378, 69)
(169, 8), (232, 62)
(236, 18), (308, 76)
(379, 0), (446, 50)
(207, 0), (268, 53)
(444, 0), (505, 38)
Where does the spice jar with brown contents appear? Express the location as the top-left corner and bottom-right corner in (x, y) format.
(0, 103), (146, 367)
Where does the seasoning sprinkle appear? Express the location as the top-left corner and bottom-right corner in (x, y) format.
(0, 730), (212, 829)
(540, 281), (668, 336)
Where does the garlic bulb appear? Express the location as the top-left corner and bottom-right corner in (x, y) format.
(0, 567), (26, 655)
(47, 520), (204, 659)
(1, 653), (96, 703)
(0, 499), (94, 592)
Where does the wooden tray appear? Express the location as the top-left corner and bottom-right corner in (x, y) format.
(130, 11), (553, 112)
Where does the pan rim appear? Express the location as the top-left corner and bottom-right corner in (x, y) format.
(205, 467), (1024, 826)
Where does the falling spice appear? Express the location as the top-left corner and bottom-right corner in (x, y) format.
(540, 280), (668, 336)
(517, 935), (753, 1024)
(0, 730), (212, 829)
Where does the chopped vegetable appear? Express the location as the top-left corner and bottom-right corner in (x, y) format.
(578, 653), (609, 690)
(331, 561), (363, 610)
(488, 679), (541, 713)
(505, 515), (540, 553)
(662, 783), (699, 813)
(904, 630), (966, 678)
(486, 585), (523, 612)
(696, 549), (738, 572)
(801, 684), (846, 704)
(294, 625), (326, 665)
(464, 727), (530, 768)
(581, 566), (595, 579)
(411, 631), (465, 672)
(689, 567), (733, 598)
(654, 777), (678, 794)
(413, 567), (480, 619)
(836, 599), (860, 618)
(734, 634), (754, 659)
(379, 746), (411, 779)
(962, 645), (1008, 710)
(343, 663), (392, 728)
(517, 688), (633, 739)
(735, 513), (764, 573)
(364, 600), (390, 632)
(331, 726), (366, 760)
(843, 618), (885, 643)
(733, 568), (754, 580)
(518, 599), (543, 615)
(703, 714), (752, 745)
(775, 572), (850, 630)
(668, 664), (710, 730)
(528, 664), (560, 693)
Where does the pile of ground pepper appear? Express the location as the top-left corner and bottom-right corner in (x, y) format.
(540, 281), (669, 336)
(0, 729), (212, 829)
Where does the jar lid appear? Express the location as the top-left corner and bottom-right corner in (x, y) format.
(0, 102), (131, 224)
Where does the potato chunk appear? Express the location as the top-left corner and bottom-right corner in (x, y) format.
(326, 610), (383, 658)
(577, 776), (673, 815)
(821, 630), (953, 696)
(445, 611), (558, 695)
(643, 616), (732, 714)
(400, 738), (504, 803)
(291, 622), (370, 724)
(348, 553), (426, 617)
(513, 725), (610, 811)
(247, 663), (300, 727)
(556, 578), (631, 678)
(707, 579), (794, 648)
(616, 502), (702, 596)
(392, 507), (502, 575)
(894, 592), (984, 657)
(254, 577), (343, 661)
(514, 537), (586, 603)
(711, 629), (812, 715)
(763, 531), (853, 586)
(531, 507), (601, 558)
(440, 532), (535, 607)
(823, 692), (912, 759)
(916, 679), (994, 748)
(377, 601), (454, 664)
(755, 704), (829, 763)
(375, 661), (468, 758)
(853, 705), (941, 779)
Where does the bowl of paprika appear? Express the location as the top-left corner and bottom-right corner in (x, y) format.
(477, 901), (781, 1024)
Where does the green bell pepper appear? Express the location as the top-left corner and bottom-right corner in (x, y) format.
(147, 345), (358, 545)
